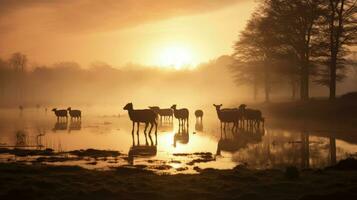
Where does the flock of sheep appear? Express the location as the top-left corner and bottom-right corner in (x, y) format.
(49, 103), (263, 136)
(214, 104), (264, 131)
(52, 107), (82, 121)
(123, 103), (264, 137)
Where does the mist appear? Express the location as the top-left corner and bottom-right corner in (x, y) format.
(0, 55), (246, 109)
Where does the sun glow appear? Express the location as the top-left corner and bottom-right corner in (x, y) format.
(157, 45), (195, 69)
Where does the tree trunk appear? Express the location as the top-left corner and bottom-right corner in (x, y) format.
(329, 137), (337, 165)
(253, 79), (258, 101)
(264, 68), (270, 102)
(329, 56), (337, 100)
(301, 131), (310, 168)
(300, 63), (309, 101)
(291, 79), (296, 100)
(328, 0), (344, 100)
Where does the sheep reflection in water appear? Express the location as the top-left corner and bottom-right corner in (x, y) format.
(195, 119), (203, 132)
(158, 122), (174, 132)
(128, 130), (157, 165)
(52, 121), (68, 132)
(216, 128), (264, 156)
(173, 125), (189, 147)
(68, 121), (81, 133)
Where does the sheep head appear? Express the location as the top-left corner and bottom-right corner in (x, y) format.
(213, 104), (222, 110)
(123, 103), (133, 110)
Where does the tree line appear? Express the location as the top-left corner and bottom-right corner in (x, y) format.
(0, 53), (237, 107)
(231, 0), (357, 102)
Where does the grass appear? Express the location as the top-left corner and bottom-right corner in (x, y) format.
(260, 98), (357, 121)
(0, 159), (357, 200)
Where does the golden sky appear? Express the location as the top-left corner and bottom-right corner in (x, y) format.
(0, 0), (257, 67)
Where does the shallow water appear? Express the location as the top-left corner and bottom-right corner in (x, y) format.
(0, 107), (356, 173)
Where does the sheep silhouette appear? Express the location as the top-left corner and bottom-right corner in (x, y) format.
(67, 107), (81, 121)
(171, 104), (189, 126)
(213, 104), (240, 131)
(52, 108), (68, 121)
(124, 103), (158, 142)
(173, 125), (189, 147)
(149, 106), (173, 123)
(239, 104), (264, 129)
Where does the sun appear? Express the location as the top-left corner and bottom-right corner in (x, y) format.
(157, 45), (194, 69)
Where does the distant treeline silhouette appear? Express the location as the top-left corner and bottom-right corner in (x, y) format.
(231, 0), (357, 102)
(0, 55), (240, 107)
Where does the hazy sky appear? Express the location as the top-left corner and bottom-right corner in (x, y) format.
(0, 0), (257, 67)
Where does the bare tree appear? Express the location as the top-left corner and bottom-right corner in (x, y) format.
(315, 0), (357, 99)
(232, 11), (278, 102)
(265, 0), (324, 100)
(9, 52), (27, 104)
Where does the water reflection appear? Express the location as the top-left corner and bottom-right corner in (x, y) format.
(173, 125), (189, 147)
(15, 130), (27, 147)
(68, 121), (82, 132)
(158, 121), (174, 132)
(195, 120), (203, 132)
(35, 128), (46, 149)
(330, 137), (337, 165)
(0, 129), (46, 149)
(53, 121), (68, 132)
(300, 131), (310, 168)
(217, 128), (264, 156)
(128, 131), (157, 165)
(0, 108), (356, 171)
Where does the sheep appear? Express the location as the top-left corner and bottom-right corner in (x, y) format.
(52, 108), (68, 121)
(239, 104), (264, 129)
(124, 103), (158, 142)
(160, 108), (174, 121)
(194, 110), (204, 122)
(149, 106), (173, 122)
(213, 104), (242, 131)
(171, 104), (189, 126)
(67, 107), (81, 121)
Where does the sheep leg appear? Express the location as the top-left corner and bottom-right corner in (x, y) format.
(131, 122), (135, 145)
(148, 121), (154, 143)
(154, 121), (157, 145)
(136, 122), (140, 144)
(186, 118), (189, 130)
(144, 122), (149, 145)
(187, 116), (189, 127)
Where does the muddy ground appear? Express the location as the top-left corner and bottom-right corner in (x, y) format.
(1, 158), (357, 200)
